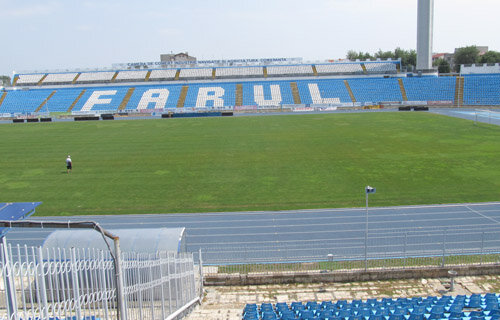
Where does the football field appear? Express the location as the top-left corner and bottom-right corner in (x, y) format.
(2, 111), (500, 216)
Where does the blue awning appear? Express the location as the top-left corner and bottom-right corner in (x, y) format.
(0, 202), (42, 238)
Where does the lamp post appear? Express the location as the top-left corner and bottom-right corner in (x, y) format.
(364, 186), (376, 271)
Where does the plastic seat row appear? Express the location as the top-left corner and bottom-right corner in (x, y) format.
(243, 294), (500, 320)
(13, 61), (404, 87)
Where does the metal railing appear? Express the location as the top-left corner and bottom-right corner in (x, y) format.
(202, 229), (500, 275)
(0, 244), (201, 320)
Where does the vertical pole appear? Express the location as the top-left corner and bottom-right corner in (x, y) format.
(2, 238), (18, 320)
(113, 238), (128, 320)
(99, 250), (110, 320)
(365, 192), (369, 269)
(37, 247), (49, 320)
(403, 232), (407, 269)
(159, 252), (166, 320)
(167, 253), (172, 314)
(480, 232), (485, 265)
(70, 248), (82, 320)
(441, 229), (446, 267)
(199, 249), (204, 299)
(174, 253), (179, 311)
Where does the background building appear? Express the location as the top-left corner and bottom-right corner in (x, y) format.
(160, 52), (196, 63)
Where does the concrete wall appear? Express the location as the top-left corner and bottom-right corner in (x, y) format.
(205, 264), (500, 286)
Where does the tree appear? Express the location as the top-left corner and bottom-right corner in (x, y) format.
(0, 75), (10, 86)
(347, 50), (373, 61)
(375, 49), (395, 60)
(453, 46), (480, 72)
(394, 48), (417, 69)
(433, 58), (451, 74)
(477, 51), (500, 64)
(346, 47), (416, 69)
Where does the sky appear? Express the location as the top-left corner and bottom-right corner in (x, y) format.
(1, 0), (499, 76)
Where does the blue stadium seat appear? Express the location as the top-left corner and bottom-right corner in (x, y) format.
(388, 314), (404, 320)
(299, 310), (315, 320)
(321, 301), (334, 310)
(8, 75), (500, 114)
(408, 312), (424, 320)
(338, 309), (351, 319)
(368, 314), (385, 320)
(319, 309), (336, 317)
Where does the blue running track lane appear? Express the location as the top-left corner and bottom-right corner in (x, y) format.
(5, 202), (500, 265)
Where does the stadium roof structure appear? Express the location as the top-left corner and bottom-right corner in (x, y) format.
(0, 202), (42, 238)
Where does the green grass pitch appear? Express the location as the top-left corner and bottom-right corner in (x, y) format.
(2, 112), (500, 216)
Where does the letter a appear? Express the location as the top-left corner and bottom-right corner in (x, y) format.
(138, 89), (169, 110)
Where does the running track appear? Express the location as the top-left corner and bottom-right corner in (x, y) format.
(6, 202), (500, 264)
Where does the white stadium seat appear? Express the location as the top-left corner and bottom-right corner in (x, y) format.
(76, 71), (116, 83)
(43, 73), (79, 84)
(115, 70), (148, 82)
(148, 69), (178, 81)
(315, 63), (364, 74)
(266, 65), (314, 76)
(179, 68), (213, 79)
(16, 74), (45, 85)
(216, 67), (263, 78)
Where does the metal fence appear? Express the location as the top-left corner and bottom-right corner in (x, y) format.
(202, 228), (500, 275)
(0, 243), (202, 320)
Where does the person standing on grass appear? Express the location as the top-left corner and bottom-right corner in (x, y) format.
(66, 155), (72, 173)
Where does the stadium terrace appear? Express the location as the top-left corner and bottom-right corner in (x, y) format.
(1, 60), (500, 116)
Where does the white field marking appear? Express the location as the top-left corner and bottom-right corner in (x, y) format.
(465, 205), (500, 225)
(189, 229), (498, 246)
(184, 221), (500, 239)
(20, 204), (500, 232)
(44, 212), (492, 233)
(24, 202), (500, 219)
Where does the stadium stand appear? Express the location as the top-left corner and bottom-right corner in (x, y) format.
(241, 81), (294, 106)
(266, 65), (314, 77)
(148, 68), (178, 81)
(315, 63), (364, 75)
(403, 77), (456, 102)
(126, 85), (184, 110)
(463, 75), (500, 106)
(178, 67), (213, 80)
(348, 78), (403, 102)
(42, 72), (79, 85)
(183, 83), (237, 108)
(216, 66), (264, 78)
(75, 71), (116, 84)
(5, 61), (500, 114)
(44, 88), (87, 112)
(15, 73), (46, 86)
(242, 294), (500, 320)
(364, 62), (398, 73)
(0, 77), (470, 114)
(0, 89), (53, 114)
(296, 80), (352, 104)
(114, 70), (148, 82)
(13, 61), (400, 86)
